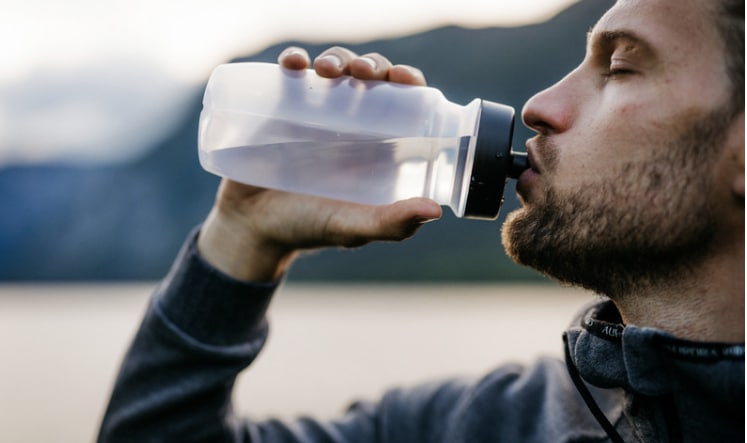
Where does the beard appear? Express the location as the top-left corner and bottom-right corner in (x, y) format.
(501, 106), (733, 299)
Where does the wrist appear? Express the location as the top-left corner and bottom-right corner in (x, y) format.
(197, 207), (297, 282)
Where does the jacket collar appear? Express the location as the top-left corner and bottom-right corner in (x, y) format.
(564, 298), (744, 398)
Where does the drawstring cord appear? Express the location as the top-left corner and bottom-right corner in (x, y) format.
(563, 333), (626, 443)
(660, 394), (683, 443)
(563, 333), (684, 443)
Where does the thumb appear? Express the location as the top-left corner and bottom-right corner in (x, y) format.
(324, 198), (442, 247)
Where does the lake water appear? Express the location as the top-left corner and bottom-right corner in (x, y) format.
(0, 283), (594, 443)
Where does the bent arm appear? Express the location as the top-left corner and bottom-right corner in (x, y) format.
(97, 228), (473, 443)
(98, 47), (446, 442)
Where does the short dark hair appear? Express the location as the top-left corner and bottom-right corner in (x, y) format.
(713, 0), (744, 114)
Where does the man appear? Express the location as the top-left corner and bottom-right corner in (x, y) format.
(98, 0), (744, 441)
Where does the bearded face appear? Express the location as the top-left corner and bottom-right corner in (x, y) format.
(502, 106), (733, 299)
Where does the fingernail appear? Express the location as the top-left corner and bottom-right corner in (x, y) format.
(359, 56), (377, 71)
(280, 47), (303, 58)
(317, 54), (343, 69)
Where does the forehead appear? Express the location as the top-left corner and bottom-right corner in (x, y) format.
(591, 0), (721, 58)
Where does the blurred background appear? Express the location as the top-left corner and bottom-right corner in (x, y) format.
(0, 0), (613, 441)
(0, 0), (614, 282)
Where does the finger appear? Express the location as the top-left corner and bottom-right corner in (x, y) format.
(349, 53), (393, 81)
(278, 46), (311, 70)
(388, 64), (427, 86)
(313, 46), (359, 78)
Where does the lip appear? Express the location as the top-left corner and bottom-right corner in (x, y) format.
(516, 167), (539, 195)
(525, 141), (541, 174)
(516, 140), (541, 196)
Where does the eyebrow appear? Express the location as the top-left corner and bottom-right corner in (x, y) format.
(586, 29), (656, 57)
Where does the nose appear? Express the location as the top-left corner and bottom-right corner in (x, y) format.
(521, 71), (577, 135)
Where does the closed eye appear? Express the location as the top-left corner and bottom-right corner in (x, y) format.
(601, 67), (636, 80)
(588, 29), (654, 83)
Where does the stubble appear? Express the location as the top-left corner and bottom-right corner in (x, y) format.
(501, 107), (732, 299)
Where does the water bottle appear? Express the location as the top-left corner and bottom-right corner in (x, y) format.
(198, 62), (528, 219)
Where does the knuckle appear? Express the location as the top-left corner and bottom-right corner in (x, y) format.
(323, 46), (354, 57)
(364, 52), (391, 65)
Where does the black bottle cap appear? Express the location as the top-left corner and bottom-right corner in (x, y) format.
(463, 100), (522, 220)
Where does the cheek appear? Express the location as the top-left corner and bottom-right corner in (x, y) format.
(562, 124), (602, 170)
(553, 105), (646, 187)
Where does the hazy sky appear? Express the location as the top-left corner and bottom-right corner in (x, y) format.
(1, 0), (578, 165)
(3, 0), (578, 82)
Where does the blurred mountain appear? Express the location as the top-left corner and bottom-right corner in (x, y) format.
(0, 0), (614, 282)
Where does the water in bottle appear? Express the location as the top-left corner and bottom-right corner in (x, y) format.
(198, 63), (527, 219)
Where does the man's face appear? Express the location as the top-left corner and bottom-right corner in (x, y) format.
(501, 0), (735, 297)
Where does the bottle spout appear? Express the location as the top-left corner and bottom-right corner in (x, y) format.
(508, 152), (529, 179)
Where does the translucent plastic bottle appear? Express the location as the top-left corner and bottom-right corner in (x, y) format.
(198, 62), (528, 219)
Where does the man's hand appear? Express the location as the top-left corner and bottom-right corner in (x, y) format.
(197, 47), (441, 282)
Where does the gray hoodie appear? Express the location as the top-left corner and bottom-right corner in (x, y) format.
(98, 229), (745, 442)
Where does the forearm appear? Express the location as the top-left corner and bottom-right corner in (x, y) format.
(97, 227), (277, 443)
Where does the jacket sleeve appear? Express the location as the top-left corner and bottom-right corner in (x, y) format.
(96, 228), (471, 443)
(96, 226), (276, 442)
